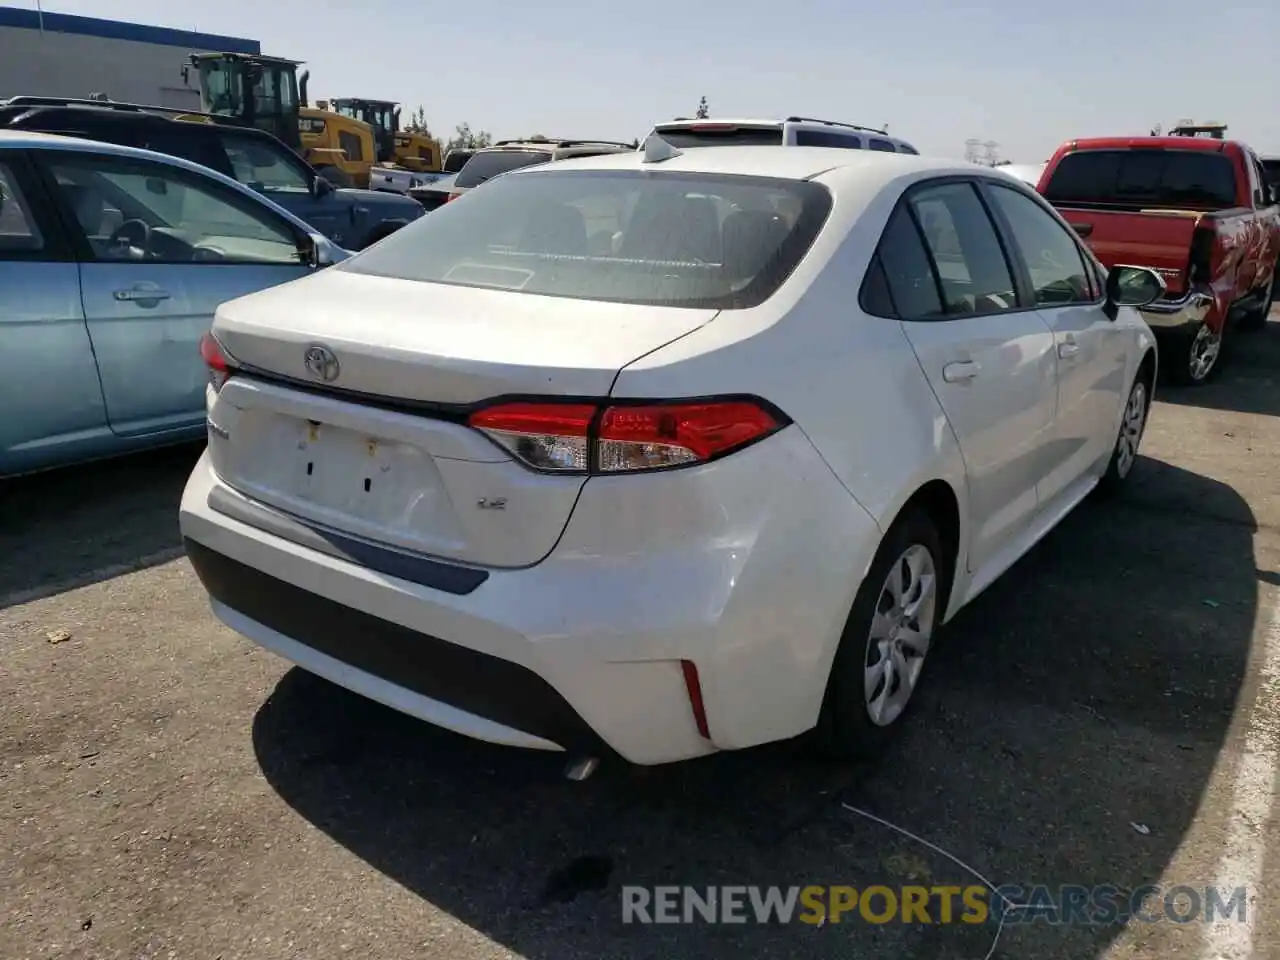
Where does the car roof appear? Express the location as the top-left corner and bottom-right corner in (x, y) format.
(509, 144), (958, 182)
(1062, 136), (1241, 153)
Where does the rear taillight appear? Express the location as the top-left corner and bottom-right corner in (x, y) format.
(467, 398), (785, 474)
(1187, 223), (1215, 286)
(199, 331), (234, 392)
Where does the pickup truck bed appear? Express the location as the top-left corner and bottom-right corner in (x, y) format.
(1038, 138), (1280, 384)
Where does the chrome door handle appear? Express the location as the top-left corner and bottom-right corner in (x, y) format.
(1058, 342), (1080, 359)
(942, 360), (981, 383)
(113, 287), (171, 303)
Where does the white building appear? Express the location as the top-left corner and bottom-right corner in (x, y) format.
(0, 6), (260, 109)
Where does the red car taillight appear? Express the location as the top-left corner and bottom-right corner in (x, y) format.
(467, 398), (785, 474)
(199, 331), (234, 392)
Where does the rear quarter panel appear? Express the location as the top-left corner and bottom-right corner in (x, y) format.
(611, 172), (972, 608)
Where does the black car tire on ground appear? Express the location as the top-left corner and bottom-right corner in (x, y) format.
(813, 507), (948, 762)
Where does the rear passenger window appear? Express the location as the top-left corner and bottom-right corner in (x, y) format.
(0, 161), (44, 255)
(795, 131), (863, 149)
(909, 182), (1017, 314)
(864, 205), (944, 319)
(869, 139), (897, 153)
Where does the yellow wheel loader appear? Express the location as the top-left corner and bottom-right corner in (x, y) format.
(184, 53), (379, 188)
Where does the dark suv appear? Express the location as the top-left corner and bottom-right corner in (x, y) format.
(0, 97), (424, 250)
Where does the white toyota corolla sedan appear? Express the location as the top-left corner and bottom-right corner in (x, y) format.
(180, 141), (1163, 768)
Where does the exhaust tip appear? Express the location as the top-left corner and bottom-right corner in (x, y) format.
(564, 757), (600, 781)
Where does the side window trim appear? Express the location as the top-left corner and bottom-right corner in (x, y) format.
(903, 177), (1024, 317)
(978, 178), (1103, 306)
(901, 199), (950, 316)
(31, 150), (307, 267)
(0, 150), (76, 262)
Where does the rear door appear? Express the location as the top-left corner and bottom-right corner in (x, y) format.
(35, 149), (313, 438)
(982, 180), (1126, 505)
(0, 151), (107, 475)
(878, 180), (1058, 575)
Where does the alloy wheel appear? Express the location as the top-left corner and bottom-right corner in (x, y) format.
(1188, 323), (1221, 382)
(1114, 381), (1148, 479)
(864, 544), (937, 727)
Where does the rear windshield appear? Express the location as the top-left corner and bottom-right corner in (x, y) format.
(1043, 149), (1238, 210)
(1263, 159), (1280, 187)
(454, 150), (550, 188)
(655, 126), (784, 148)
(343, 169), (832, 309)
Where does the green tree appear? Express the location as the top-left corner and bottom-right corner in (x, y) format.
(404, 105), (432, 136)
(695, 96), (710, 119)
(446, 122), (493, 152)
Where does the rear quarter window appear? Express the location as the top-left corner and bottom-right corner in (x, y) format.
(454, 150), (551, 188)
(1043, 149), (1238, 210)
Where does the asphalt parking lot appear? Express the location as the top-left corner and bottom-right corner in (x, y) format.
(3, 312), (1280, 960)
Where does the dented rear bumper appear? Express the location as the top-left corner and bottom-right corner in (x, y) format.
(1138, 285), (1215, 333)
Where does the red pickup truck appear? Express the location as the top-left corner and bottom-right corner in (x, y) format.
(1037, 137), (1280, 384)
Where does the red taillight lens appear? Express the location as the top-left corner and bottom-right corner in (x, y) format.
(199, 331), (233, 391)
(467, 399), (783, 474)
(468, 403), (595, 471)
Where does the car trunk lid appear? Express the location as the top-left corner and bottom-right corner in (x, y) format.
(206, 269), (717, 568)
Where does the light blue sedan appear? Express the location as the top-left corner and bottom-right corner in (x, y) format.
(0, 130), (348, 477)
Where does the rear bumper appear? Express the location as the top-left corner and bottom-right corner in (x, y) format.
(1138, 285), (1214, 333)
(179, 429), (879, 765)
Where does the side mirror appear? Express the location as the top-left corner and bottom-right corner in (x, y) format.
(1106, 265), (1166, 310)
(301, 232), (338, 269)
(311, 175), (334, 199)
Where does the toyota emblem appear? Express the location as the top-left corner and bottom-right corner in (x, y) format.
(303, 344), (340, 382)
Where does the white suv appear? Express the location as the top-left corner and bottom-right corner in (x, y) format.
(448, 137), (637, 199)
(651, 116), (919, 154)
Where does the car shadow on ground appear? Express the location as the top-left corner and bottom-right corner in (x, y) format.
(1158, 312), (1280, 418)
(0, 443), (201, 609)
(252, 456), (1256, 959)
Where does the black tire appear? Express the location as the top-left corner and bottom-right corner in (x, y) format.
(1095, 372), (1152, 497)
(814, 508), (947, 761)
(1162, 320), (1224, 386)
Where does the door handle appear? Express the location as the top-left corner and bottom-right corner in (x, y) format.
(942, 360), (981, 383)
(113, 287), (171, 303)
(1058, 341), (1080, 359)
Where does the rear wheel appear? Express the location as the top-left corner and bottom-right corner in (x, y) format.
(1164, 320), (1223, 386)
(815, 508), (945, 760)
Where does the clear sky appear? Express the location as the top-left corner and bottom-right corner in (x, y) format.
(27, 0), (1280, 161)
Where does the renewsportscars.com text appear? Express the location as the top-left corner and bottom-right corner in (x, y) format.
(620, 884), (1249, 926)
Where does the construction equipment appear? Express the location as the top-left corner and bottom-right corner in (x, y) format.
(1168, 120), (1228, 140)
(327, 98), (441, 173)
(185, 53), (378, 188)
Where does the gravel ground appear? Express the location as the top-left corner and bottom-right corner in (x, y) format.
(2, 312), (1279, 960)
